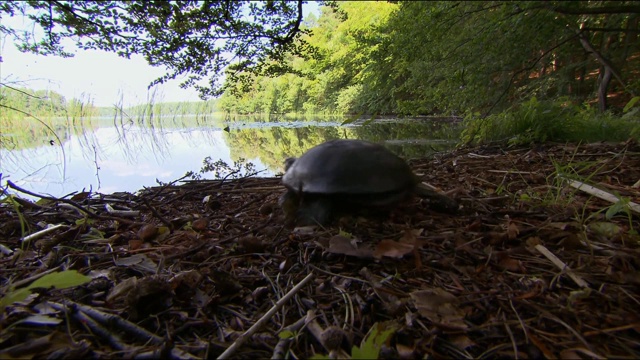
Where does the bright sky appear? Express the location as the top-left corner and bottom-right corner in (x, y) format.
(0, 2), (320, 107)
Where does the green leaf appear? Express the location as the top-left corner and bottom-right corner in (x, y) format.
(0, 288), (32, 308)
(605, 200), (626, 220)
(28, 270), (92, 290)
(309, 355), (331, 360)
(278, 330), (295, 339)
(351, 322), (398, 359)
(341, 112), (364, 125)
(589, 222), (622, 238)
(1, 271), (91, 308)
(623, 96), (640, 113)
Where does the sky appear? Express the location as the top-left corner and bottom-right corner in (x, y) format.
(0, 2), (320, 108)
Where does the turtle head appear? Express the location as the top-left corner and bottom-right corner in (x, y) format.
(279, 189), (300, 225)
(284, 157), (297, 172)
(279, 190), (333, 226)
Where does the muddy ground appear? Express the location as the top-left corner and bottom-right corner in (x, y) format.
(1, 141), (639, 359)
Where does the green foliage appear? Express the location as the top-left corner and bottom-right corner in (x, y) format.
(0, 270), (92, 308)
(1, 87), (77, 118)
(221, 1), (640, 120)
(351, 322), (397, 359)
(461, 98), (640, 145)
(220, 2), (398, 115)
(195, 157), (258, 180)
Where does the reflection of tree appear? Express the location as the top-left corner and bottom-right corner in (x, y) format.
(223, 118), (462, 172)
(224, 125), (351, 172)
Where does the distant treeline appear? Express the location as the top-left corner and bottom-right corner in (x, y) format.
(1, 86), (221, 120)
(0, 87), (86, 117)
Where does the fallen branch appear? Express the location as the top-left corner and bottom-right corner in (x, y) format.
(567, 179), (640, 214)
(535, 244), (589, 288)
(218, 272), (315, 359)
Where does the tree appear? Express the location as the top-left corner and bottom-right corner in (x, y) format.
(0, 1), (316, 98)
(364, 1), (640, 115)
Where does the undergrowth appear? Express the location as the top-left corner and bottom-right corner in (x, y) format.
(461, 97), (640, 145)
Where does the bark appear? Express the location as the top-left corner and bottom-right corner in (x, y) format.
(575, 30), (626, 112)
(597, 66), (613, 112)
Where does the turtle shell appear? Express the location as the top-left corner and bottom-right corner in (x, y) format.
(282, 139), (416, 200)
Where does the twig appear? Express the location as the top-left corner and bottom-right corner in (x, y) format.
(7, 181), (98, 217)
(7, 180), (136, 224)
(502, 312), (518, 360)
(20, 224), (68, 244)
(140, 196), (174, 231)
(271, 313), (309, 360)
(534, 244), (589, 288)
(104, 203), (140, 217)
(92, 144), (102, 189)
(60, 300), (164, 344)
(52, 300), (198, 359)
(0, 243), (13, 256)
(48, 302), (130, 351)
(567, 179), (640, 214)
(218, 272), (315, 360)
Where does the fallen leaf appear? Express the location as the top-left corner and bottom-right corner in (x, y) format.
(129, 239), (144, 250)
(106, 277), (138, 303)
(374, 240), (414, 259)
(138, 224), (158, 241)
(327, 235), (374, 258)
(496, 252), (526, 272)
(114, 254), (158, 274)
(410, 288), (468, 330)
(238, 235), (264, 253)
(507, 221), (520, 240)
(399, 228), (422, 243)
(191, 218), (208, 231)
(449, 334), (476, 350)
(396, 343), (416, 358)
(589, 222), (622, 238)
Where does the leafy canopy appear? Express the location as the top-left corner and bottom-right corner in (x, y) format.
(0, 0), (316, 97)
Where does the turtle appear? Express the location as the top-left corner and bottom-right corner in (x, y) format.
(280, 139), (458, 225)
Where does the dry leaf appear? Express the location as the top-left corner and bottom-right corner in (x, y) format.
(138, 224), (158, 241)
(497, 252), (526, 272)
(400, 228), (423, 243)
(328, 235), (374, 258)
(449, 334), (476, 350)
(374, 239), (414, 259)
(410, 288), (468, 330)
(396, 343), (415, 358)
(507, 221), (520, 240)
(128, 239), (144, 250)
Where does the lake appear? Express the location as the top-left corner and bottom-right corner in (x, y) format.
(0, 115), (461, 199)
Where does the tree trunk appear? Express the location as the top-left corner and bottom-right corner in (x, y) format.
(597, 66), (612, 112)
(575, 30), (625, 112)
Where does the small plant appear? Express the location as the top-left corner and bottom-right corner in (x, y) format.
(0, 191), (30, 241)
(194, 157), (257, 180)
(0, 270), (92, 308)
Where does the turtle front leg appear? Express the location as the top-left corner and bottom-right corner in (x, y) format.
(296, 197), (334, 226)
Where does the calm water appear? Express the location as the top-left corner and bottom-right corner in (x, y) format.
(1, 115), (461, 198)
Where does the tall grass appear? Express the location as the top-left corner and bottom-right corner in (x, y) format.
(461, 97), (640, 145)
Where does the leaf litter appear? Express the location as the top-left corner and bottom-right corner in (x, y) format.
(1, 140), (640, 358)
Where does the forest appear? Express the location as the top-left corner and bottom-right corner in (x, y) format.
(2, 3), (640, 359)
(2, 1), (639, 144)
(220, 2), (640, 116)
(217, 1), (640, 144)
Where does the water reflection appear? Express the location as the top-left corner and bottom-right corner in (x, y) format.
(1, 115), (461, 198)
